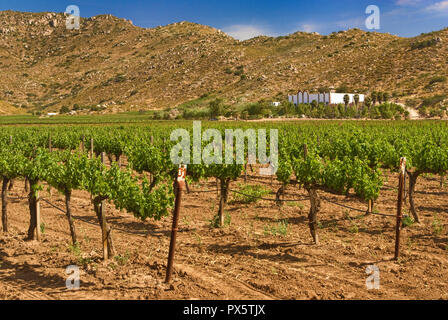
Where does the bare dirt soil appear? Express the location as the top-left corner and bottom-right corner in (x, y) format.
(1, 169), (447, 300)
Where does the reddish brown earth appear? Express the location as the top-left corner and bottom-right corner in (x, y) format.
(0, 169), (447, 300)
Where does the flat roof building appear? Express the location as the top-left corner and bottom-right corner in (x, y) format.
(288, 91), (364, 105)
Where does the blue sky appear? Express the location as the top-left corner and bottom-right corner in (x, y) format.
(1, 0), (448, 39)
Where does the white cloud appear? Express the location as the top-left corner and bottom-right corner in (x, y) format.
(299, 23), (319, 33)
(335, 17), (365, 30)
(426, 0), (448, 11)
(396, 0), (423, 6)
(222, 24), (273, 40)
(295, 19), (362, 35)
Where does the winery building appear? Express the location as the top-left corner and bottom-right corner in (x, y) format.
(288, 90), (365, 106)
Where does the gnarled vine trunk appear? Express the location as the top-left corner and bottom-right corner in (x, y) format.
(276, 184), (286, 206)
(115, 154), (121, 167)
(306, 186), (321, 244)
(93, 197), (115, 259)
(2, 177), (10, 232)
(217, 179), (230, 227)
(149, 175), (158, 192)
(107, 154), (113, 165)
(65, 190), (77, 245)
(26, 179), (38, 240)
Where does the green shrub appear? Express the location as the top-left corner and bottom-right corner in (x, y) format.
(402, 215), (414, 228)
(231, 184), (270, 204)
(60, 105), (70, 114)
(411, 38), (438, 50)
(264, 219), (288, 237)
(421, 95), (446, 107)
(428, 76), (447, 86)
(432, 213), (443, 235)
(210, 212), (231, 228)
(113, 74), (126, 83)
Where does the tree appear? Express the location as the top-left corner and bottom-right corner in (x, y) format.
(209, 98), (223, 119)
(377, 92), (384, 104)
(60, 106), (70, 114)
(337, 103), (345, 118)
(371, 92), (377, 106)
(246, 102), (263, 116)
(354, 94), (360, 109)
(383, 92), (390, 103)
(364, 96), (372, 114)
(343, 94), (350, 113)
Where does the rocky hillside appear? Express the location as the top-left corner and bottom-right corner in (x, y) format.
(0, 10), (447, 114)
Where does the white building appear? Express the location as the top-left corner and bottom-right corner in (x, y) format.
(288, 91), (364, 106)
(271, 101), (281, 107)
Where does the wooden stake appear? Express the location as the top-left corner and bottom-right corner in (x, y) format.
(149, 135), (153, 184)
(90, 138), (94, 159)
(216, 178), (219, 198)
(165, 165), (186, 283)
(35, 191), (41, 241)
(100, 152), (108, 260)
(81, 135), (85, 153)
(394, 157), (406, 260)
(367, 200), (373, 214)
(2, 178), (9, 232)
(7, 137), (14, 193)
(304, 143), (319, 244)
(245, 153), (250, 182)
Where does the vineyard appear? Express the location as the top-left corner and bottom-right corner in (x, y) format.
(1, 120), (448, 299)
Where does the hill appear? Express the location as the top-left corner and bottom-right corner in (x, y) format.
(0, 10), (447, 114)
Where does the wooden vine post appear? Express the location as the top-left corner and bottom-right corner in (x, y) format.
(2, 136), (14, 232)
(7, 136), (14, 191)
(35, 190), (41, 241)
(81, 135), (85, 153)
(216, 178), (219, 198)
(367, 200), (373, 215)
(26, 179), (40, 241)
(1, 178), (9, 232)
(394, 157), (406, 260)
(303, 144), (320, 245)
(149, 136), (154, 184)
(100, 152), (109, 260)
(90, 138), (94, 159)
(244, 154), (248, 183)
(48, 134), (52, 153)
(165, 164), (187, 283)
